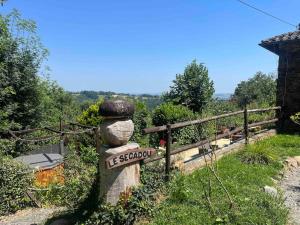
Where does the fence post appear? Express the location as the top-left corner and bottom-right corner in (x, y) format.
(94, 127), (101, 154)
(244, 105), (249, 144)
(59, 117), (63, 132)
(59, 133), (65, 156)
(165, 124), (172, 181)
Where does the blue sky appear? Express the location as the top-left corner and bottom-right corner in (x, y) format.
(1, 0), (300, 94)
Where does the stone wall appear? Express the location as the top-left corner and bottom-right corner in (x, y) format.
(277, 51), (300, 132)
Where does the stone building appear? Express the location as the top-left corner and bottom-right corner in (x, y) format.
(260, 28), (300, 132)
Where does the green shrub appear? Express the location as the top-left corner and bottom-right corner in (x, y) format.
(152, 103), (198, 146)
(208, 99), (243, 129)
(291, 112), (300, 126)
(0, 155), (33, 216)
(169, 175), (191, 203)
(131, 101), (152, 147)
(238, 143), (278, 165)
(77, 98), (104, 126)
(0, 139), (16, 156)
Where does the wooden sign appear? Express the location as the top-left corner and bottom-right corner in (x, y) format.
(106, 148), (156, 169)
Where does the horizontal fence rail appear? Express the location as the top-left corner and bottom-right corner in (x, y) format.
(247, 106), (281, 113)
(143, 106), (281, 179)
(144, 106), (281, 134)
(0, 121), (98, 143)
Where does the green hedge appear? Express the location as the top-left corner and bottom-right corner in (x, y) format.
(0, 155), (33, 216)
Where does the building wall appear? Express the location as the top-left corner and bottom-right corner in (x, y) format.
(277, 51), (300, 132)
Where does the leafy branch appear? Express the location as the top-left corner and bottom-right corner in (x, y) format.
(290, 112), (300, 126)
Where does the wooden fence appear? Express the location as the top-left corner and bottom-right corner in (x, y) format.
(1, 122), (102, 155)
(143, 106), (281, 180)
(1, 106), (281, 180)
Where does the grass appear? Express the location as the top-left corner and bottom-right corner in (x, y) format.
(146, 135), (300, 225)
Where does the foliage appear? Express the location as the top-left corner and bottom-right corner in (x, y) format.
(0, 10), (48, 130)
(80, 165), (165, 225)
(131, 101), (152, 147)
(147, 135), (298, 225)
(0, 138), (16, 156)
(169, 175), (191, 203)
(232, 72), (276, 107)
(1, 0), (7, 6)
(0, 154), (33, 216)
(238, 143), (279, 165)
(35, 146), (98, 207)
(208, 99), (243, 129)
(0, 129), (63, 157)
(152, 102), (198, 146)
(163, 60), (214, 113)
(77, 98), (104, 126)
(290, 112), (300, 126)
(0, 10), (78, 131)
(0, 7), (80, 177)
(152, 102), (195, 125)
(37, 77), (79, 126)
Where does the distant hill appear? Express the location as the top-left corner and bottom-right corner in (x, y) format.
(70, 91), (232, 110)
(214, 93), (232, 100)
(70, 90), (162, 110)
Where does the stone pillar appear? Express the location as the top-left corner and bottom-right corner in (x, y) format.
(98, 100), (140, 205)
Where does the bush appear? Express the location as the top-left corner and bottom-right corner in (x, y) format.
(291, 112), (300, 126)
(238, 143), (278, 165)
(0, 155), (33, 216)
(77, 98), (104, 126)
(208, 99), (243, 129)
(152, 103), (198, 146)
(0, 139), (16, 156)
(131, 101), (152, 147)
(169, 175), (191, 203)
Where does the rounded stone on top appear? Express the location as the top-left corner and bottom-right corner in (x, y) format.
(99, 100), (135, 119)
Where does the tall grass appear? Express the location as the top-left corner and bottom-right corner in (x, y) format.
(146, 134), (300, 225)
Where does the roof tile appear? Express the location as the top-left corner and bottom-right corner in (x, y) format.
(261, 30), (300, 45)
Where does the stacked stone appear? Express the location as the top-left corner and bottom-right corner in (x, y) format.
(260, 30), (300, 133)
(98, 100), (140, 205)
(277, 52), (300, 132)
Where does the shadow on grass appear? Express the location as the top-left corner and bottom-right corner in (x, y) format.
(44, 169), (101, 225)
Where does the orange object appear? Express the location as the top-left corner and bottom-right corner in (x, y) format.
(34, 164), (64, 187)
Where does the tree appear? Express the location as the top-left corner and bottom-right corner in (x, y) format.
(232, 72), (276, 107)
(37, 77), (79, 126)
(163, 60), (215, 113)
(1, 0), (7, 6)
(131, 100), (151, 147)
(0, 10), (48, 129)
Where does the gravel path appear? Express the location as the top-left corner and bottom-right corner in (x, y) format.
(0, 207), (66, 225)
(281, 167), (300, 225)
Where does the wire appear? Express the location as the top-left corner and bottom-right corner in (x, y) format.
(235, 0), (297, 28)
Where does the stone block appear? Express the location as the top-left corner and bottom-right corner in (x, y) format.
(100, 119), (134, 147)
(284, 157), (298, 170)
(99, 143), (140, 205)
(264, 186), (278, 198)
(293, 156), (300, 166)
